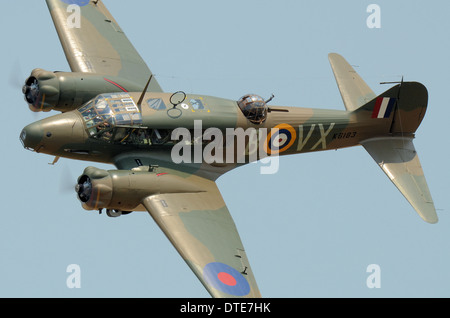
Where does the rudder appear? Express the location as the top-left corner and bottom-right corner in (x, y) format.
(389, 81), (428, 134)
(355, 81), (428, 135)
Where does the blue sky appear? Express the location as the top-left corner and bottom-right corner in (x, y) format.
(1, 0), (450, 298)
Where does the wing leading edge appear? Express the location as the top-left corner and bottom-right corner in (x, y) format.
(141, 174), (261, 298)
(46, 0), (162, 92)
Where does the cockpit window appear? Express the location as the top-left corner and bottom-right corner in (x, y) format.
(78, 93), (178, 147)
(78, 93), (142, 136)
(78, 93), (220, 148)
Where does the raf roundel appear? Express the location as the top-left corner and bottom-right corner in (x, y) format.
(265, 123), (297, 155)
(203, 262), (250, 296)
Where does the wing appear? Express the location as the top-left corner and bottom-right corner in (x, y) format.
(141, 173), (261, 298)
(46, 0), (162, 92)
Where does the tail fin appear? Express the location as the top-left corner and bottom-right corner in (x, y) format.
(355, 81), (428, 135)
(329, 52), (428, 133)
(329, 53), (437, 223)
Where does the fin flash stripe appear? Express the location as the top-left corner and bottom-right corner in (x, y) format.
(372, 97), (396, 118)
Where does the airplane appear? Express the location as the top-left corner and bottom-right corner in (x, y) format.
(19, 0), (437, 298)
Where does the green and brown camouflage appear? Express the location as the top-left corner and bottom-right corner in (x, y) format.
(23, 0), (162, 113)
(19, 0), (437, 298)
(20, 82), (427, 172)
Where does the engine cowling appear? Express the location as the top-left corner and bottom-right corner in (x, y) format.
(23, 69), (143, 112)
(75, 166), (203, 212)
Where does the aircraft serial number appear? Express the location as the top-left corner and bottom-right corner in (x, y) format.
(332, 131), (357, 140)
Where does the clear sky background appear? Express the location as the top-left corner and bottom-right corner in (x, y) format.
(1, 0), (450, 298)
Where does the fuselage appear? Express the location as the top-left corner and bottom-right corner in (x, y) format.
(20, 91), (386, 178)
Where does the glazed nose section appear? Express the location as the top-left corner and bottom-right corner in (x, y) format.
(20, 122), (44, 151)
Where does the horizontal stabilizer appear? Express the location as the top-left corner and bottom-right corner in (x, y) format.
(329, 53), (376, 111)
(361, 137), (437, 223)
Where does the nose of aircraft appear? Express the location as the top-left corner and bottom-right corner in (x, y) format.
(20, 112), (85, 154)
(20, 121), (44, 151)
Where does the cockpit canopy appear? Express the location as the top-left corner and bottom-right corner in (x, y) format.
(237, 94), (268, 124)
(78, 93), (174, 146)
(78, 93), (142, 136)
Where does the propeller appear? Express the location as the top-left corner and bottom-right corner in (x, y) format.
(56, 163), (79, 197)
(8, 59), (25, 90)
(75, 175), (92, 203)
(23, 76), (40, 106)
(9, 61), (43, 118)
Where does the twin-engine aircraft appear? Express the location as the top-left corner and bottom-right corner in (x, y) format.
(20, 0), (437, 298)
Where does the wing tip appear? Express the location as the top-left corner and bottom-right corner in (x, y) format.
(420, 206), (439, 224)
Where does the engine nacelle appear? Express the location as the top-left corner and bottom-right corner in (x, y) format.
(23, 69), (143, 113)
(75, 166), (203, 212)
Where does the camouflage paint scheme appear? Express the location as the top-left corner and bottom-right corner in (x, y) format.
(19, 0), (437, 298)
